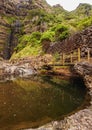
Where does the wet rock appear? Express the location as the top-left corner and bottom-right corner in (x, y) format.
(0, 60), (36, 77)
(74, 62), (92, 89)
(0, 54), (53, 77)
(61, 109), (92, 130)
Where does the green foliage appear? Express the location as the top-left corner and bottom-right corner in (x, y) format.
(52, 5), (68, 22)
(15, 32), (42, 52)
(15, 34), (31, 52)
(14, 24), (70, 58)
(12, 45), (42, 59)
(77, 17), (92, 30)
(63, 12), (76, 20)
(53, 52), (60, 62)
(3, 15), (16, 24)
(41, 30), (55, 42)
(28, 9), (45, 19)
(75, 4), (92, 18)
(30, 32), (42, 41)
(19, 34), (31, 43)
(55, 24), (68, 33)
(27, 8), (55, 25)
(58, 31), (69, 41)
(11, 2), (92, 59)
(55, 24), (69, 41)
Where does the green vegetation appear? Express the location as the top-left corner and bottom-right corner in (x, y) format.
(11, 45), (42, 59)
(71, 3), (92, 19)
(14, 32), (42, 52)
(12, 31), (42, 59)
(2, 15), (17, 24)
(11, 3), (92, 59)
(53, 52), (60, 62)
(24, 8), (55, 28)
(55, 24), (69, 41)
(77, 17), (92, 30)
(41, 30), (55, 42)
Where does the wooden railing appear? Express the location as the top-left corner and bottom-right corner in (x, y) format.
(61, 48), (92, 65)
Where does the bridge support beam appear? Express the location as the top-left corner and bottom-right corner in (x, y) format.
(78, 48), (81, 62)
(70, 53), (73, 63)
(87, 49), (90, 62)
(62, 53), (65, 65)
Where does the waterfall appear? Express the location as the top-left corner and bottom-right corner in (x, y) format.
(4, 20), (22, 59)
(4, 28), (14, 59)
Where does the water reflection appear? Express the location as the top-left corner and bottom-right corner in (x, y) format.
(0, 75), (87, 129)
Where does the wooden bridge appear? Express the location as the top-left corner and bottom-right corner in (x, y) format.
(52, 48), (92, 66)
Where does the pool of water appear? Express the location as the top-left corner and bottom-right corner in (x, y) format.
(0, 75), (87, 130)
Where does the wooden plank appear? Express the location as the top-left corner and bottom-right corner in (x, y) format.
(70, 53), (73, 63)
(62, 53), (65, 65)
(87, 49), (90, 62)
(78, 48), (81, 62)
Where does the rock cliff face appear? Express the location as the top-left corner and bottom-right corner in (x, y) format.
(47, 26), (92, 56)
(0, 0), (16, 15)
(0, 0), (52, 59)
(0, 0), (17, 58)
(0, 0), (92, 59)
(74, 62), (92, 90)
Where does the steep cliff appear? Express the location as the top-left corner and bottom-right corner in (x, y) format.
(0, 0), (92, 59)
(0, 0), (53, 59)
(0, 0), (17, 58)
(46, 26), (92, 56)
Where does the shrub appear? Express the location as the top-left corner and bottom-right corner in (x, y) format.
(15, 32), (42, 52)
(77, 17), (92, 30)
(58, 31), (69, 41)
(30, 31), (42, 40)
(55, 24), (69, 41)
(41, 31), (55, 43)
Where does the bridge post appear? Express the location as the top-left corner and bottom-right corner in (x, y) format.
(87, 49), (90, 62)
(62, 53), (65, 65)
(78, 48), (81, 62)
(70, 53), (73, 63)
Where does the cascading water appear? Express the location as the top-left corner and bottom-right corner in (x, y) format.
(4, 27), (14, 59)
(4, 20), (22, 59)
(3, 0), (32, 59)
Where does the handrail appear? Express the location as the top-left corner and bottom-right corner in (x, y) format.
(61, 47), (91, 65)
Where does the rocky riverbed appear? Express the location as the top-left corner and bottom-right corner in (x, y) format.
(0, 55), (53, 79)
(24, 61), (92, 130)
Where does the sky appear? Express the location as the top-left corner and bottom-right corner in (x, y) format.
(46, 0), (92, 11)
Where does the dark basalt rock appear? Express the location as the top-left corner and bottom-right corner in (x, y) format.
(74, 62), (92, 75)
(74, 62), (92, 91)
(46, 26), (92, 56)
